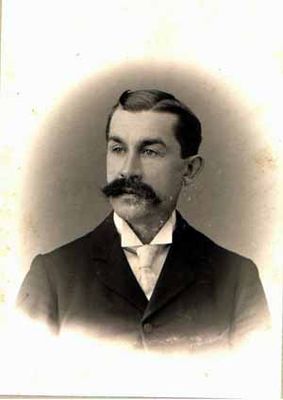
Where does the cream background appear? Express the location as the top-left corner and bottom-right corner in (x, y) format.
(0, 0), (282, 398)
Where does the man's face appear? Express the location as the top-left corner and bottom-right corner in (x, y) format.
(105, 109), (189, 224)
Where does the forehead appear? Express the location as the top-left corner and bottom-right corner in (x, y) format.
(109, 109), (178, 142)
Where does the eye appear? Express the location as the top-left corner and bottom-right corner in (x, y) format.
(141, 148), (159, 157)
(109, 144), (125, 154)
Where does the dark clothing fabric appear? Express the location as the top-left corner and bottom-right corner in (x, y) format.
(17, 212), (270, 353)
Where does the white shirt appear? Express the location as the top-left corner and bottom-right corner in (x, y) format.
(113, 211), (176, 299)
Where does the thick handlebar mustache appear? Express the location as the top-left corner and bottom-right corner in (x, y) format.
(101, 178), (161, 204)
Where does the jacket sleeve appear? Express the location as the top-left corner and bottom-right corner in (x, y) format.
(16, 255), (59, 333)
(229, 259), (271, 347)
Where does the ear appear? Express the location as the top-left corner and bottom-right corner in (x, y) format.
(182, 155), (204, 186)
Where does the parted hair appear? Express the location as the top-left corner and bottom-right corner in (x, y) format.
(106, 89), (202, 158)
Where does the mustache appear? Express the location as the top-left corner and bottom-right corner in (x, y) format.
(101, 177), (161, 204)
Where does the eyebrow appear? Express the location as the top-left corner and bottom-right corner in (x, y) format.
(107, 136), (166, 149)
(108, 135), (124, 144)
(140, 139), (166, 148)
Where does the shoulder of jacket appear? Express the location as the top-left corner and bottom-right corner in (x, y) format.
(34, 213), (114, 273)
(179, 216), (256, 274)
(43, 213), (112, 255)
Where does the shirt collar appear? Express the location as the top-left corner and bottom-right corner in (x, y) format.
(113, 211), (176, 248)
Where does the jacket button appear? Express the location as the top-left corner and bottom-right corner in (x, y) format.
(143, 322), (153, 334)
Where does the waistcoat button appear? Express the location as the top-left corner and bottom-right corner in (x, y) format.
(143, 322), (153, 334)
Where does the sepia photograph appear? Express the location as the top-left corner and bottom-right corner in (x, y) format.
(0, 1), (282, 399)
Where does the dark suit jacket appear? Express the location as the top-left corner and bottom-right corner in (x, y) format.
(17, 212), (270, 354)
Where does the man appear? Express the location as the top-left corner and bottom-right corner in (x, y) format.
(17, 89), (270, 354)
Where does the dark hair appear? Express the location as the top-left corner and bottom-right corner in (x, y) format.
(105, 89), (202, 158)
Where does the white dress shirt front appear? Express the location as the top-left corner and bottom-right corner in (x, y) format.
(113, 211), (176, 299)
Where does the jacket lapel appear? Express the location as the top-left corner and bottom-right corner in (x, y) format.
(88, 213), (148, 313)
(87, 212), (214, 320)
(142, 212), (213, 321)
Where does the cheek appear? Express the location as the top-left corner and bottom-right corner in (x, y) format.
(165, 175), (183, 195)
(170, 166), (186, 195)
(148, 163), (184, 195)
(106, 156), (119, 181)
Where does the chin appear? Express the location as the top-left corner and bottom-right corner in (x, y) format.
(110, 196), (153, 223)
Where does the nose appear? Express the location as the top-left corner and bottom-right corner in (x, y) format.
(120, 151), (142, 179)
